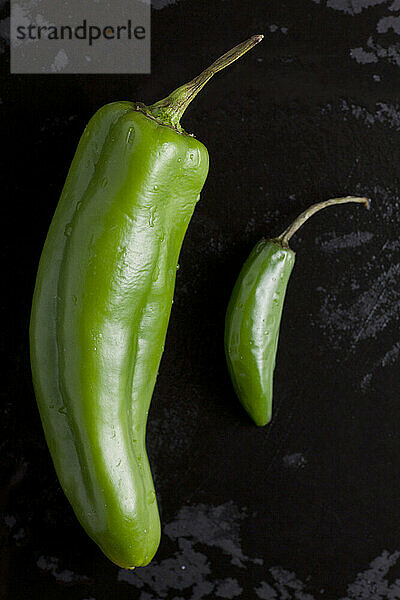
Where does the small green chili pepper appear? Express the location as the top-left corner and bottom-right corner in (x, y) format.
(225, 196), (369, 427)
(30, 35), (263, 569)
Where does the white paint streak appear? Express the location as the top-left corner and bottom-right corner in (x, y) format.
(326, 99), (400, 131)
(360, 341), (400, 391)
(312, 0), (400, 69)
(269, 567), (315, 599)
(255, 581), (277, 599)
(118, 502), (261, 599)
(316, 231), (374, 251)
(4, 515), (16, 528)
(115, 502), (400, 598)
(268, 24), (289, 34)
(37, 556), (90, 584)
(381, 341), (400, 366)
(283, 452), (307, 468)
(152, 0), (178, 9)
(339, 551), (400, 599)
(320, 262), (400, 345)
(350, 47), (379, 63)
(164, 503), (262, 568)
(321, 0), (390, 14)
(50, 48), (68, 72)
(215, 578), (243, 598)
(377, 14), (400, 33)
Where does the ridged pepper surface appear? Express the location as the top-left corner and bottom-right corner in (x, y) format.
(30, 36), (263, 568)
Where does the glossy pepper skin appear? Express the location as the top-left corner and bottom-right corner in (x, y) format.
(225, 240), (295, 426)
(30, 35), (263, 569)
(225, 196), (369, 427)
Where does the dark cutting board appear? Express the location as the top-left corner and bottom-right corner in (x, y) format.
(1, 1), (400, 598)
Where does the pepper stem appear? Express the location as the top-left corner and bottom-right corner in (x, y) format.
(276, 196), (370, 248)
(144, 35), (264, 131)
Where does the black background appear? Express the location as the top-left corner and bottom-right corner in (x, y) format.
(2, 0), (400, 598)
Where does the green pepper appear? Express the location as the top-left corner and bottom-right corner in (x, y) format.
(30, 35), (263, 569)
(225, 196), (369, 427)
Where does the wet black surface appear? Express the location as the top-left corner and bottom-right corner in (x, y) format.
(2, 0), (400, 598)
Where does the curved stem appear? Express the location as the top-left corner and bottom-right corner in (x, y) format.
(143, 35), (263, 131)
(276, 196), (370, 248)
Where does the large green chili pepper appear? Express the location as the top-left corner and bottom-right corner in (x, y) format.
(225, 196), (369, 427)
(30, 35), (263, 569)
